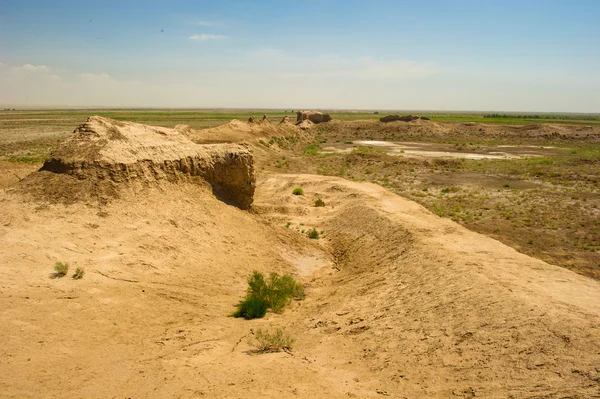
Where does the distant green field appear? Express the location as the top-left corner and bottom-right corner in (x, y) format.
(1, 109), (599, 128)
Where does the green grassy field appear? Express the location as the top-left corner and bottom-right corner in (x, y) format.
(2, 109), (599, 129)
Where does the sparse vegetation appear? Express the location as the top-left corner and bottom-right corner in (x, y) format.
(252, 327), (296, 352)
(232, 271), (304, 319)
(292, 187), (304, 196)
(72, 267), (85, 279)
(307, 228), (320, 239)
(314, 198), (326, 207)
(51, 262), (69, 278)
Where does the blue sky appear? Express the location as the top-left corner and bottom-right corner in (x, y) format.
(0, 0), (598, 111)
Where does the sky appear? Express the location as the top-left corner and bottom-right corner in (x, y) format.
(0, 0), (599, 112)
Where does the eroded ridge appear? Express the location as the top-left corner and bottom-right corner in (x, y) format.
(17, 116), (255, 208)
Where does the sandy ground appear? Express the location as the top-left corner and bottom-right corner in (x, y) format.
(0, 161), (40, 189)
(1, 169), (599, 398)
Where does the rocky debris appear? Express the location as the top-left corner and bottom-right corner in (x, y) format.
(248, 116), (257, 123)
(18, 116), (255, 209)
(296, 111), (332, 124)
(280, 115), (291, 124)
(261, 114), (270, 123)
(379, 114), (430, 123)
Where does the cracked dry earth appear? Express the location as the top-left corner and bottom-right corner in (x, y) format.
(1, 172), (600, 398)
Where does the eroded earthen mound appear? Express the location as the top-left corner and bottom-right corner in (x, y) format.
(380, 114), (430, 123)
(296, 110), (332, 124)
(17, 116), (255, 208)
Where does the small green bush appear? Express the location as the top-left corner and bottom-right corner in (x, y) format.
(52, 262), (69, 278)
(292, 187), (304, 196)
(314, 198), (325, 207)
(232, 271), (304, 319)
(307, 228), (320, 240)
(232, 296), (268, 319)
(72, 267), (85, 280)
(253, 328), (295, 352)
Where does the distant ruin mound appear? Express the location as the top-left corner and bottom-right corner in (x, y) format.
(17, 116), (255, 208)
(380, 114), (430, 123)
(296, 111), (333, 124)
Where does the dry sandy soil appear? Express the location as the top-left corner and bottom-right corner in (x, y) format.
(1, 118), (599, 398)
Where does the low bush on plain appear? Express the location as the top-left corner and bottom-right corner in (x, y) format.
(253, 327), (295, 352)
(314, 198), (325, 207)
(292, 187), (304, 196)
(72, 267), (85, 280)
(232, 271), (304, 319)
(52, 262), (69, 278)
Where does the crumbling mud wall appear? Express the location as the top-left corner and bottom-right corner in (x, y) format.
(17, 116), (255, 209)
(296, 111), (332, 124)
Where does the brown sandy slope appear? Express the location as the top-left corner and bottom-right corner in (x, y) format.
(0, 182), (335, 398)
(185, 118), (301, 145)
(0, 173), (599, 398)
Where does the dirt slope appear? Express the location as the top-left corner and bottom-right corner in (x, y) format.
(185, 118), (301, 145)
(0, 182), (335, 398)
(1, 172), (598, 398)
(254, 174), (600, 398)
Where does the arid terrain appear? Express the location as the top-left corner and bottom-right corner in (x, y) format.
(1, 111), (599, 398)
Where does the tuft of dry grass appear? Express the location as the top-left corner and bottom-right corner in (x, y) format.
(252, 328), (295, 353)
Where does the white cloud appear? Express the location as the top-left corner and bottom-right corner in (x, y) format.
(197, 20), (214, 27)
(79, 72), (111, 79)
(188, 33), (227, 41)
(19, 64), (51, 72)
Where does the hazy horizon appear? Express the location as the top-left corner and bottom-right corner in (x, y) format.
(1, 0), (599, 112)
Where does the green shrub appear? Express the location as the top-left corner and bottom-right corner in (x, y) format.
(253, 328), (295, 352)
(72, 267), (85, 280)
(314, 198), (325, 207)
(306, 228), (320, 239)
(52, 262), (69, 278)
(232, 296), (268, 319)
(266, 273), (305, 312)
(292, 187), (304, 196)
(232, 271), (304, 319)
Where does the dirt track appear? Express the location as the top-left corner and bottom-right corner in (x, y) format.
(2, 167), (600, 397)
